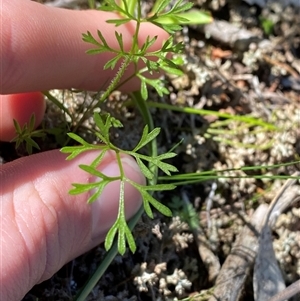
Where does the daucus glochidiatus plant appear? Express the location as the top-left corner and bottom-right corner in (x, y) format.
(59, 0), (212, 256)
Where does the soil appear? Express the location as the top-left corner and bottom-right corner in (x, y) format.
(1, 0), (299, 301)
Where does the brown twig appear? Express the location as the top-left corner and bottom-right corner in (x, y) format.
(267, 279), (300, 301)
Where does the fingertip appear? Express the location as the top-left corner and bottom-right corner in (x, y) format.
(0, 92), (46, 142)
(1, 149), (145, 298)
(2, 0), (170, 93)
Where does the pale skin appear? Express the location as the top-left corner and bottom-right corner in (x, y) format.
(0, 1), (168, 300)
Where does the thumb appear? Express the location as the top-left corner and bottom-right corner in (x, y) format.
(2, 0), (169, 94)
(0, 150), (144, 301)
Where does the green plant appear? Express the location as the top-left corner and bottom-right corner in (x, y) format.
(58, 0), (212, 256)
(9, 1), (299, 300)
(12, 114), (45, 154)
(159, 160), (300, 186)
(169, 196), (200, 230)
(52, 2), (211, 299)
(61, 113), (176, 254)
(9, 2), (211, 298)
(259, 16), (275, 36)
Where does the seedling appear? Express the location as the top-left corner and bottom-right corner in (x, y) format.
(12, 115), (45, 154)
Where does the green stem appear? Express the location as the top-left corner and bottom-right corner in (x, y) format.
(74, 242), (118, 301)
(74, 8), (158, 299)
(146, 101), (277, 130)
(43, 91), (72, 119)
(73, 55), (132, 133)
(130, 92), (157, 162)
(116, 151), (125, 178)
(118, 180), (126, 221)
(98, 56), (132, 105)
(74, 92), (157, 301)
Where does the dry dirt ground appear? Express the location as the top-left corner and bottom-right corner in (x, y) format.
(1, 0), (299, 300)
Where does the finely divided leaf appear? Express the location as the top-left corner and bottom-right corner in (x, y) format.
(95, 132), (109, 146)
(142, 78), (169, 96)
(60, 133), (96, 159)
(86, 181), (109, 203)
(106, 18), (132, 26)
(140, 78), (148, 100)
(144, 59), (160, 73)
(110, 116), (123, 128)
(160, 36), (173, 51)
(142, 193), (155, 218)
(139, 35), (158, 54)
(66, 132), (90, 146)
(69, 178), (111, 202)
(156, 23), (183, 34)
(129, 181), (174, 218)
(149, 152), (178, 175)
(125, 226), (137, 253)
(99, 5), (116, 12)
(104, 54), (123, 70)
(159, 63), (183, 76)
(69, 182), (99, 194)
(151, 0), (170, 15)
(121, 0), (137, 18)
(144, 183), (176, 191)
(128, 181), (176, 192)
(90, 149), (108, 168)
(86, 48), (108, 55)
(178, 9), (212, 25)
(104, 222), (119, 251)
(151, 162), (176, 175)
(154, 15), (189, 25)
(115, 31), (124, 52)
(133, 126), (160, 152)
(156, 161), (178, 175)
(79, 164), (113, 179)
(136, 157), (154, 179)
(156, 152), (178, 160)
(170, 0), (193, 14)
(148, 196), (173, 217)
(94, 113), (111, 139)
(161, 38), (184, 53)
(141, 189), (173, 217)
(82, 31), (101, 46)
(99, 0), (119, 12)
(148, 1), (209, 33)
(61, 145), (96, 160)
(117, 226), (126, 255)
(97, 30), (110, 48)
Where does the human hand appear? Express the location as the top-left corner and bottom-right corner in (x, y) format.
(0, 1), (168, 300)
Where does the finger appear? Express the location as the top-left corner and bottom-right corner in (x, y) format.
(1, 0), (169, 94)
(0, 92), (46, 141)
(0, 150), (145, 301)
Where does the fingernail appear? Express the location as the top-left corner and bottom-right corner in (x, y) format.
(90, 156), (144, 240)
